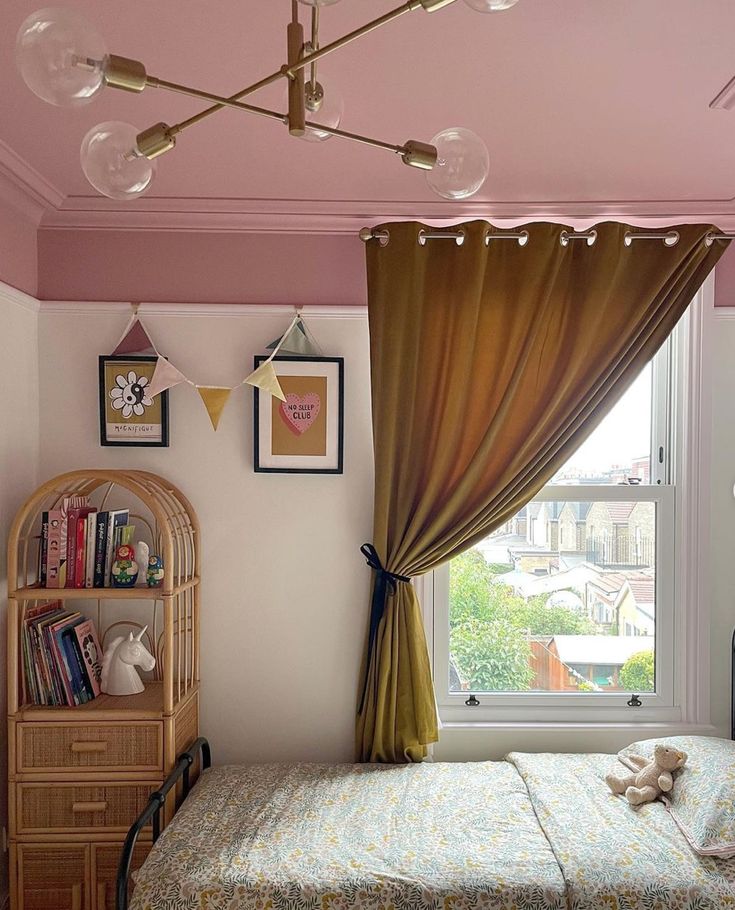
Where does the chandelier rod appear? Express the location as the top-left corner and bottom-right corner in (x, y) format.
(310, 6), (320, 95)
(170, 0), (429, 136)
(147, 75), (406, 155)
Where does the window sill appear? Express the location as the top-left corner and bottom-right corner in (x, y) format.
(432, 721), (719, 761)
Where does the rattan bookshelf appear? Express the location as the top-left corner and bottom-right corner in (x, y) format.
(6, 469), (201, 910)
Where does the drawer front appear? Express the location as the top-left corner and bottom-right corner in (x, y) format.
(16, 843), (90, 910)
(93, 843), (150, 910)
(17, 781), (160, 835)
(18, 722), (163, 773)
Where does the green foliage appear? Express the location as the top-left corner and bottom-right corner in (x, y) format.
(451, 618), (534, 692)
(619, 649), (655, 692)
(448, 549), (600, 692)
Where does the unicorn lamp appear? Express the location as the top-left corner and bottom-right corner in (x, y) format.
(100, 627), (156, 696)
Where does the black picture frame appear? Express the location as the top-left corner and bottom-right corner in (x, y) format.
(99, 355), (169, 447)
(253, 355), (344, 474)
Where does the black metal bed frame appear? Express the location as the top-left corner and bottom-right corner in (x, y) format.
(116, 736), (211, 910)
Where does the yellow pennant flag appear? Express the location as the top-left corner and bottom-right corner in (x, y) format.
(196, 386), (232, 431)
(244, 360), (286, 402)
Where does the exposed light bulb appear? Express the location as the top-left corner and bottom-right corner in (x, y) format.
(462, 0), (519, 10)
(426, 127), (489, 199)
(16, 7), (108, 106)
(80, 122), (155, 199)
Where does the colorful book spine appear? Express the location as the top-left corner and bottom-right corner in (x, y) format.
(63, 629), (93, 702)
(66, 505), (94, 588)
(73, 517), (87, 589)
(50, 616), (80, 706)
(105, 510), (129, 585)
(84, 513), (97, 588)
(38, 511), (49, 586)
(74, 619), (103, 697)
(93, 512), (109, 588)
(45, 509), (64, 588)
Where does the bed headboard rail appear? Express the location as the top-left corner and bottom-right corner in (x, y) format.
(117, 737), (211, 910)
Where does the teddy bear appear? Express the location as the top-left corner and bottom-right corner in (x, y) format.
(605, 743), (687, 808)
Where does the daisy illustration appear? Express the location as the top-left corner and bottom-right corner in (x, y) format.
(110, 371), (154, 419)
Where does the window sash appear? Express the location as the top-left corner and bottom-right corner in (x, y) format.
(432, 483), (675, 719)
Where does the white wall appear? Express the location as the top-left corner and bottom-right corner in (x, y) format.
(0, 288), (40, 900)
(37, 305), (374, 764)
(709, 309), (735, 743)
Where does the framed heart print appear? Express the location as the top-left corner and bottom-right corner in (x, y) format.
(253, 355), (344, 474)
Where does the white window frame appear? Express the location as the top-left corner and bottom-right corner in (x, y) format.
(421, 278), (714, 729)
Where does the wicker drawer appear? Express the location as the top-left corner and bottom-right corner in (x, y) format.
(17, 781), (159, 835)
(93, 842), (150, 910)
(14, 843), (90, 910)
(17, 722), (163, 773)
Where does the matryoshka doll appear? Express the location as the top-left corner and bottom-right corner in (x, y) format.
(112, 543), (139, 587)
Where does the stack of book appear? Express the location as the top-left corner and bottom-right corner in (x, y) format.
(22, 601), (103, 706)
(38, 496), (130, 588)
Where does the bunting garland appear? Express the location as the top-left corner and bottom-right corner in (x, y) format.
(196, 386), (232, 430)
(108, 307), (313, 430)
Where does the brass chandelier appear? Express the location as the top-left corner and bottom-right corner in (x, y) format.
(16, 0), (519, 201)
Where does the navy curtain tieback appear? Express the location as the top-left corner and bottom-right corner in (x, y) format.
(358, 543), (411, 712)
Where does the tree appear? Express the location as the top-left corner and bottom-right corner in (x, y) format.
(619, 650), (654, 692)
(450, 618), (534, 692)
(448, 549), (599, 692)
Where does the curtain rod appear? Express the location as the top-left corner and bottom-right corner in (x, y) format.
(359, 227), (735, 247)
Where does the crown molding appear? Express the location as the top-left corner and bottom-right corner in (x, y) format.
(0, 140), (64, 224)
(713, 306), (735, 319)
(40, 194), (735, 235)
(0, 279), (40, 313)
(38, 300), (366, 318)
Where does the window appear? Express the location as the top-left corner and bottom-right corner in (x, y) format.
(430, 317), (689, 724)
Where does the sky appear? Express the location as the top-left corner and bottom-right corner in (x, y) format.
(555, 363), (652, 477)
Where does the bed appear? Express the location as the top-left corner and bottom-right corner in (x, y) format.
(119, 736), (735, 910)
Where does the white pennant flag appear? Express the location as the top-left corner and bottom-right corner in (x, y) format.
(147, 356), (188, 399)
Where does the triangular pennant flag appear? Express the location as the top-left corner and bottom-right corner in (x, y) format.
(266, 318), (321, 356)
(113, 317), (157, 356)
(196, 386), (232, 431)
(244, 360), (286, 402)
(147, 356), (188, 399)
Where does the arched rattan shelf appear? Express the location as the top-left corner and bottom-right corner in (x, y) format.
(6, 470), (201, 909)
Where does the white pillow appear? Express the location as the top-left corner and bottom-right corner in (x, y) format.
(618, 735), (735, 858)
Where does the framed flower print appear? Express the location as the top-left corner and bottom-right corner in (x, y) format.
(253, 355), (344, 474)
(99, 355), (169, 447)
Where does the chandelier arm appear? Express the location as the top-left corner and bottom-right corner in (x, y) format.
(309, 6), (320, 94)
(170, 0), (431, 136)
(146, 75), (408, 155)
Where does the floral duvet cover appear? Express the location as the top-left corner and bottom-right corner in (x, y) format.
(130, 760), (566, 910)
(507, 752), (735, 910)
(130, 755), (735, 910)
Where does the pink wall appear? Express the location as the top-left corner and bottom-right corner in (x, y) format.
(0, 208), (36, 296)
(37, 230), (365, 305)
(31, 224), (735, 306)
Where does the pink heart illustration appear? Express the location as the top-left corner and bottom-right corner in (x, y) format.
(279, 392), (321, 435)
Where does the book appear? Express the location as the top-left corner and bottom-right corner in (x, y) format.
(105, 509), (129, 585)
(45, 509), (65, 588)
(48, 612), (82, 705)
(61, 622), (91, 704)
(38, 511), (48, 586)
(73, 619), (103, 697)
(93, 511), (109, 588)
(21, 600), (61, 704)
(66, 502), (93, 588)
(28, 606), (66, 703)
(38, 608), (75, 704)
(84, 513), (97, 588)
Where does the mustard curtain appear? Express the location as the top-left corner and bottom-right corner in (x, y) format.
(357, 220), (728, 763)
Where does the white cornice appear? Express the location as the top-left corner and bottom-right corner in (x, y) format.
(0, 280), (40, 313)
(713, 306), (735, 319)
(0, 140), (64, 224)
(40, 195), (735, 235)
(38, 300), (367, 318)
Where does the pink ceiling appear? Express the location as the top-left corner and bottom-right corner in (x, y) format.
(2, 0), (735, 214)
